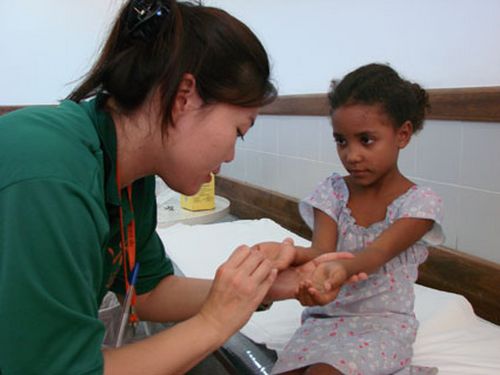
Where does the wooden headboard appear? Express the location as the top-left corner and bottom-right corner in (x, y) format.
(216, 176), (500, 325)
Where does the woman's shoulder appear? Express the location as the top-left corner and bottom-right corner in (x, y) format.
(0, 101), (103, 191)
(0, 101), (100, 149)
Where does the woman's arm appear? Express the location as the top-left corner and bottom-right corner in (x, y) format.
(103, 245), (277, 375)
(134, 276), (212, 322)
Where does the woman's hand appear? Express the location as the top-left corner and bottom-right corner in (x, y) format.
(250, 238), (296, 271)
(198, 245), (278, 339)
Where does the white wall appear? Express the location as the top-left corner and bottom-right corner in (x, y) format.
(209, 0), (500, 263)
(206, 0), (500, 92)
(0, 0), (125, 104)
(1, 1), (499, 263)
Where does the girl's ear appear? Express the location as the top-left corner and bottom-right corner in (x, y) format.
(397, 121), (413, 148)
(172, 73), (203, 116)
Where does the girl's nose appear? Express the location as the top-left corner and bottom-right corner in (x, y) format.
(344, 146), (362, 164)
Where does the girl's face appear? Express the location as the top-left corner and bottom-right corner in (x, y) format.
(331, 103), (411, 187)
(160, 100), (257, 195)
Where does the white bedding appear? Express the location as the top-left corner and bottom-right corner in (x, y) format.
(157, 219), (500, 375)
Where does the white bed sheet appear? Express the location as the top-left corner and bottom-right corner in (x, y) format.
(157, 219), (500, 375)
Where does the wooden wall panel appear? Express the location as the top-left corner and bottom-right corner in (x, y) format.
(0, 105), (24, 116)
(2, 86), (500, 122)
(260, 87), (500, 123)
(216, 175), (500, 324)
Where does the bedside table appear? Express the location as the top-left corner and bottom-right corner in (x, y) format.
(157, 192), (230, 228)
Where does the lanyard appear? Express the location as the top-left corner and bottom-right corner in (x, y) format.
(116, 164), (139, 326)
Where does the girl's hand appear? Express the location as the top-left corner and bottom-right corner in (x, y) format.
(294, 253), (367, 306)
(250, 238), (296, 271)
(296, 261), (347, 306)
(198, 245), (277, 338)
(313, 252), (368, 284)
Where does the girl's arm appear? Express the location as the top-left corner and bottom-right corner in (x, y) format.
(297, 218), (434, 306)
(336, 218), (433, 277)
(293, 208), (339, 265)
(302, 218), (434, 301)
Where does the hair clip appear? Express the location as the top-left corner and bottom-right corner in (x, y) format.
(126, 0), (170, 40)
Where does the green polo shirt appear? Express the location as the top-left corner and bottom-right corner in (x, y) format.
(0, 97), (173, 375)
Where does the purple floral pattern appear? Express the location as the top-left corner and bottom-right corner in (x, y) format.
(272, 173), (444, 375)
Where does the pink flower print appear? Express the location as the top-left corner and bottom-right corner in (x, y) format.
(401, 324), (407, 329)
(381, 352), (386, 357)
(302, 347), (309, 352)
(339, 359), (346, 365)
(298, 356), (304, 361)
(348, 331), (354, 336)
(329, 331), (337, 337)
(363, 342), (369, 346)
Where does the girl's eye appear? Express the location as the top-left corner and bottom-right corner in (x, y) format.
(334, 136), (346, 146)
(360, 135), (374, 145)
(237, 129), (245, 141)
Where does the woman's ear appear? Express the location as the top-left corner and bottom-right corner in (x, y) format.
(172, 73), (203, 115)
(397, 121), (413, 148)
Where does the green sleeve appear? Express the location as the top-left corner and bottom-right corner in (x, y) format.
(0, 179), (107, 375)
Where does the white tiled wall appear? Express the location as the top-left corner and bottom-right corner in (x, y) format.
(220, 115), (500, 264)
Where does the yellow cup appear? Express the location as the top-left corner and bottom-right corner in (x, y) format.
(180, 174), (215, 211)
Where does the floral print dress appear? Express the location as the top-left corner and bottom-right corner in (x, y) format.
(272, 173), (444, 375)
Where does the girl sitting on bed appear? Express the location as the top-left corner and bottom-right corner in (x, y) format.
(271, 63), (445, 375)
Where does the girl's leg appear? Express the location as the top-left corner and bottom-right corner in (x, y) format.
(279, 368), (306, 375)
(304, 363), (342, 375)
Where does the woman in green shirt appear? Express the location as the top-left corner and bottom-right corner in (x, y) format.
(0, 1), (357, 374)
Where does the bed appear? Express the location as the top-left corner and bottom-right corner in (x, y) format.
(157, 218), (500, 375)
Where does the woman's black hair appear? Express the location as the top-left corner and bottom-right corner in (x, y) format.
(328, 63), (429, 133)
(68, 0), (277, 127)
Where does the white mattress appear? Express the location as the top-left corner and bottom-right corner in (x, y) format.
(157, 219), (500, 375)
